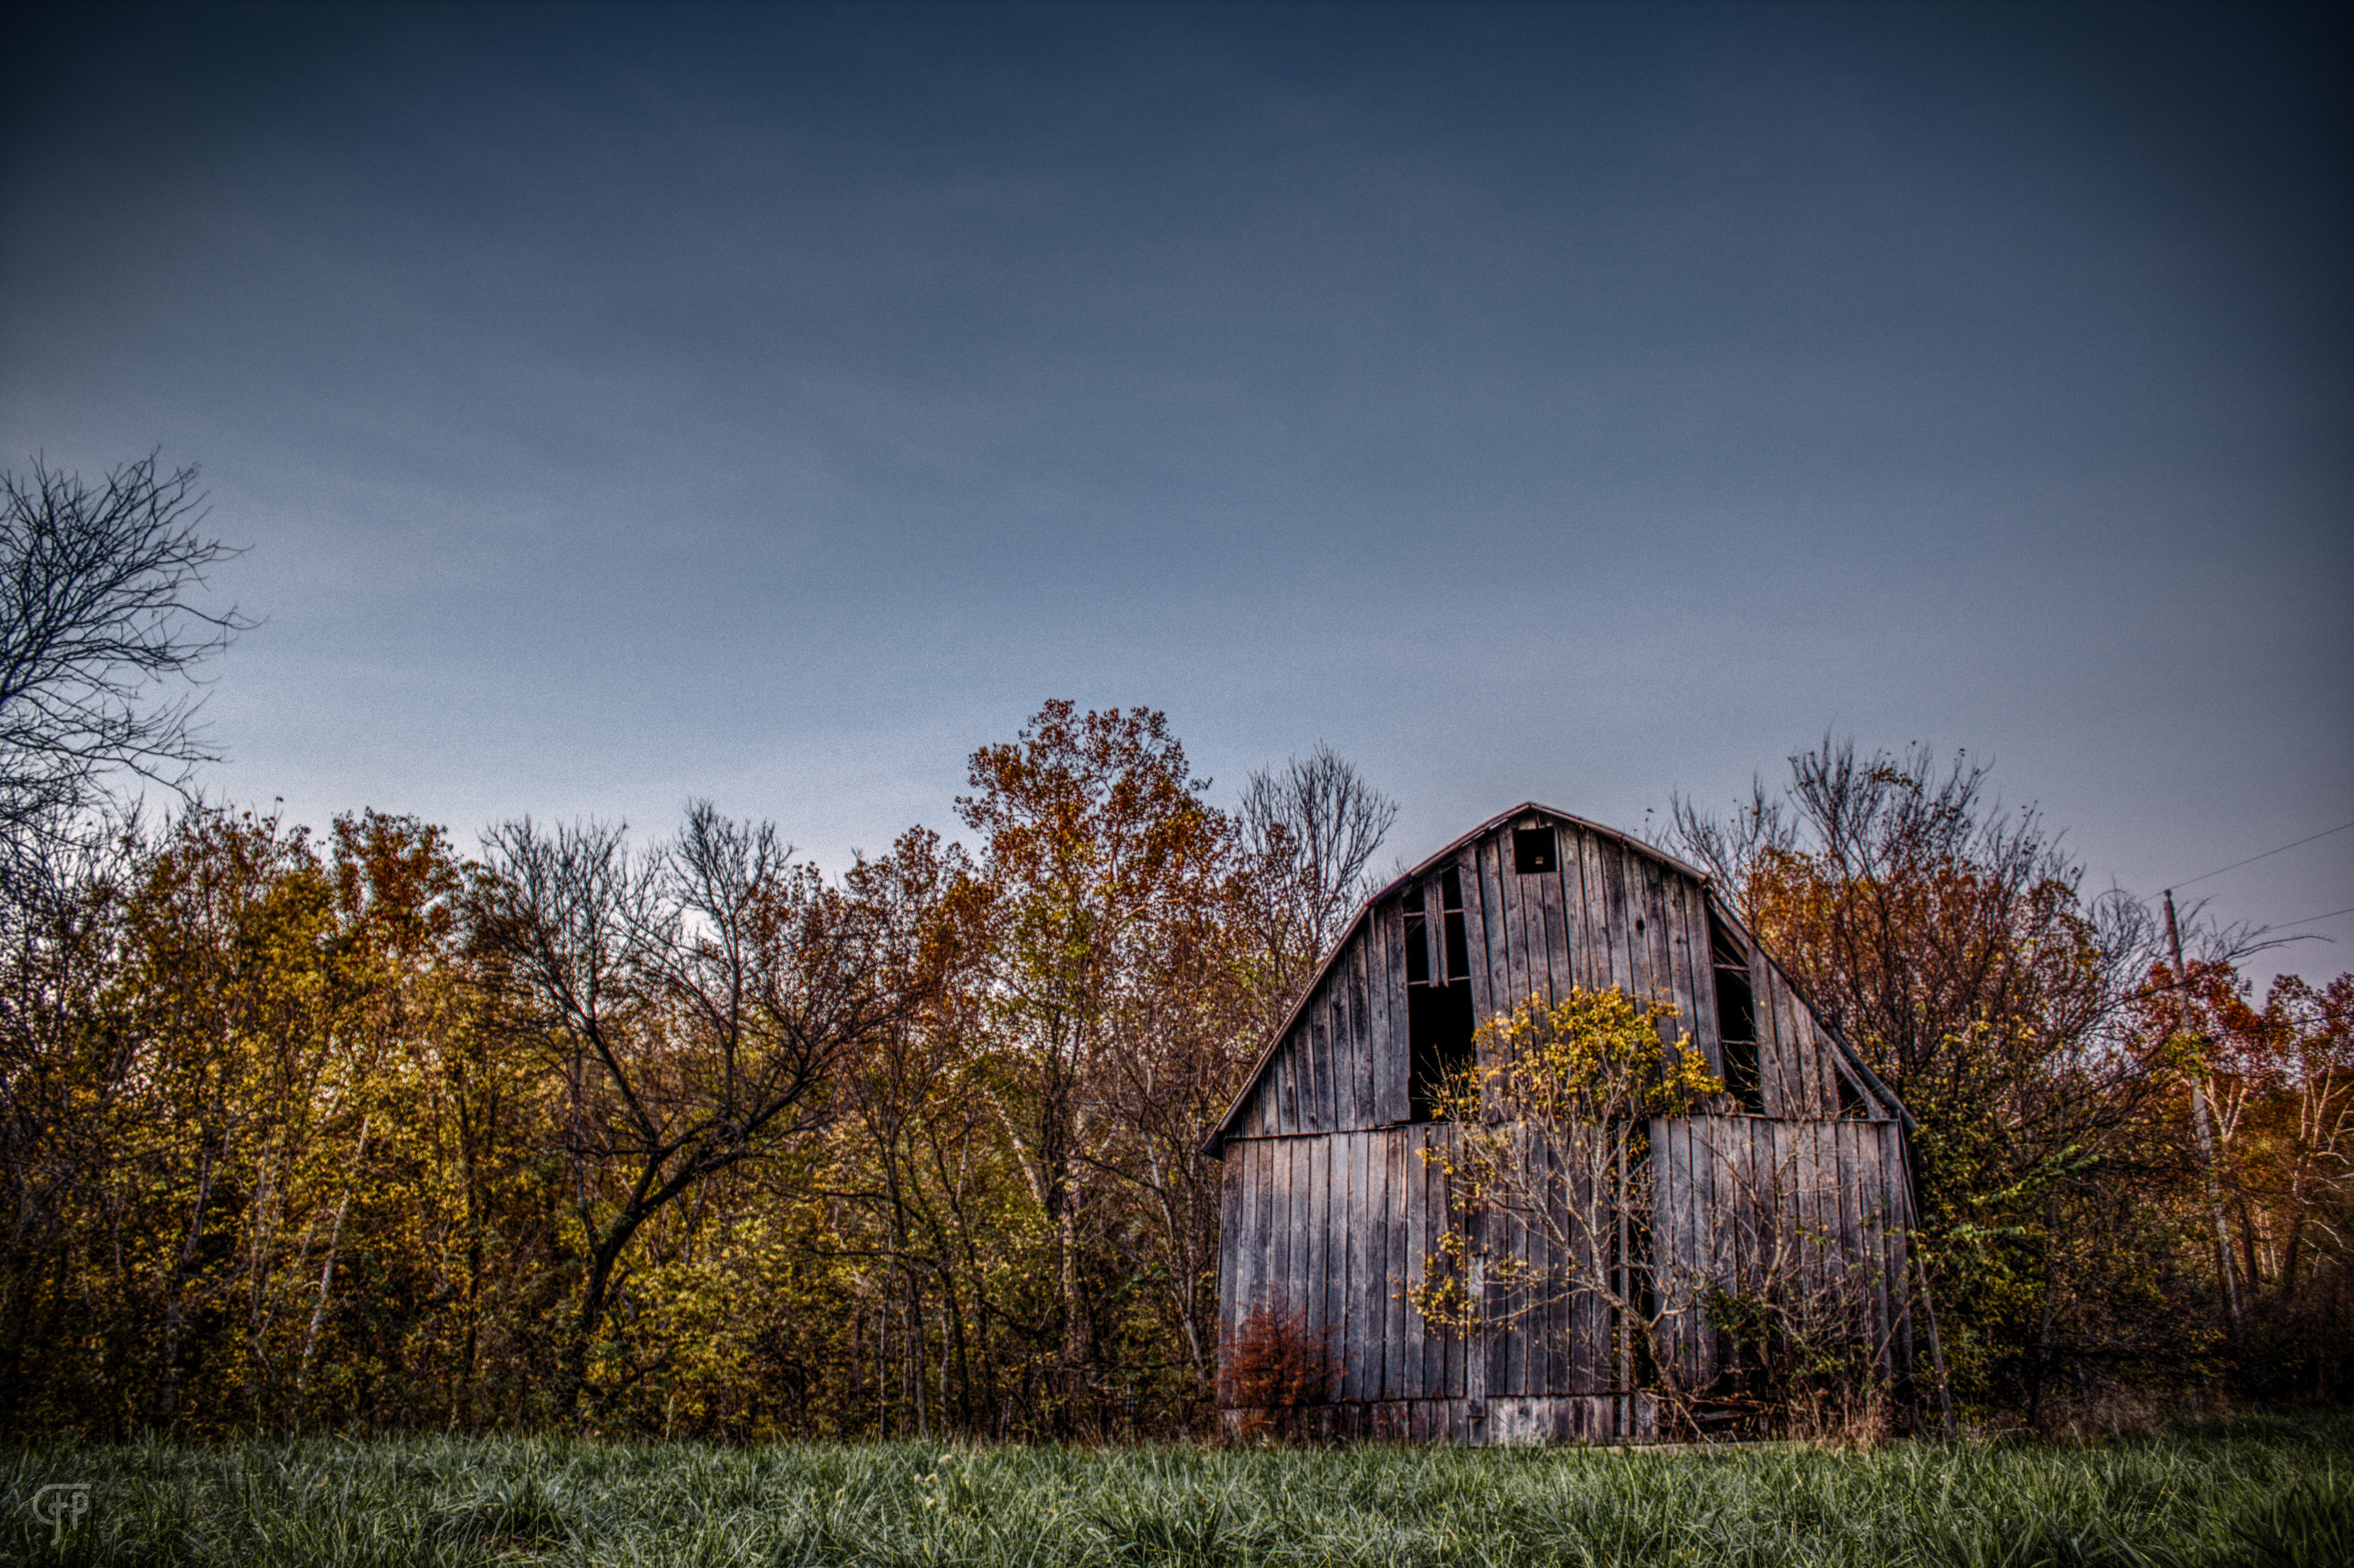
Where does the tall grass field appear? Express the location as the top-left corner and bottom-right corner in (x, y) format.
(5, 1416), (2347, 1566)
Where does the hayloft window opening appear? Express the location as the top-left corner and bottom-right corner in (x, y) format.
(1440, 867), (1471, 982)
(1406, 870), (1476, 1122)
(1513, 825), (1557, 874)
(1709, 918), (1765, 1115)
(1403, 887), (1430, 986)
(1836, 1066), (1869, 1120)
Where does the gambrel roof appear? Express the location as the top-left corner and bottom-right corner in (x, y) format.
(1201, 801), (1908, 1155)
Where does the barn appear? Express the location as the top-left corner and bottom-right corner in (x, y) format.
(1203, 803), (1920, 1444)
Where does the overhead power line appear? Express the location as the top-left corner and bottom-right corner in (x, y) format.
(2273, 904), (2354, 929)
(2175, 820), (2354, 889)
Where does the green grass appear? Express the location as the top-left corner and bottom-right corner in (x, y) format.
(5, 1416), (2348, 1567)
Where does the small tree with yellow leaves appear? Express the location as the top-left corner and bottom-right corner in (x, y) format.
(1408, 986), (1721, 1425)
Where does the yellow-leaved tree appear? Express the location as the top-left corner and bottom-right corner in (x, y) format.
(1410, 986), (1720, 1424)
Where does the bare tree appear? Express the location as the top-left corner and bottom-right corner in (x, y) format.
(1669, 739), (2157, 1098)
(474, 803), (917, 1418)
(1, 455), (250, 871)
(1236, 742), (1397, 1025)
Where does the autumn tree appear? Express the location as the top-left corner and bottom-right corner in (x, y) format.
(2129, 960), (2354, 1395)
(801, 825), (1006, 1436)
(0, 819), (140, 1426)
(473, 803), (924, 1420)
(955, 702), (1247, 1426)
(1, 704), (1405, 1440)
(308, 810), (550, 1430)
(0, 805), (510, 1434)
(1673, 740), (2187, 1417)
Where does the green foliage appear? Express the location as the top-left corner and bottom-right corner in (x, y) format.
(4, 1419), (2349, 1566)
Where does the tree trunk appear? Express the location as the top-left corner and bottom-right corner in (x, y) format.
(295, 1115), (369, 1413)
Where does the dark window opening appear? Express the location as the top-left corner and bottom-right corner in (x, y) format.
(1836, 1068), (1869, 1119)
(1404, 869), (1477, 1121)
(1440, 867), (1471, 982)
(1513, 825), (1557, 874)
(1403, 887), (1430, 986)
(1710, 918), (1765, 1114)
(1408, 981), (1476, 1121)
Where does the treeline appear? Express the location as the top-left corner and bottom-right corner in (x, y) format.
(3, 723), (2346, 1441)
(0, 705), (1396, 1439)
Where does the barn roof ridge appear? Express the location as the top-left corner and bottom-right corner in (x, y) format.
(1395, 800), (1710, 894)
(1201, 801), (1714, 1156)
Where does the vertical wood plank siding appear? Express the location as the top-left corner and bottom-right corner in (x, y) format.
(1374, 902), (1406, 1125)
(1214, 808), (1914, 1441)
(1682, 878), (1724, 1075)
(1642, 1115), (1912, 1388)
(1458, 850), (1496, 1022)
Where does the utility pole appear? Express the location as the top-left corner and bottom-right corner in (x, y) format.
(2165, 890), (2242, 1333)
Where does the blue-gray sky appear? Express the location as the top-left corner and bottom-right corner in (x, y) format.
(5, 2), (2348, 984)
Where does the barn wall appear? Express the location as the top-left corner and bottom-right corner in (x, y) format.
(1219, 1119), (1915, 1435)
(1218, 1124), (1655, 1442)
(1649, 1114), (1914, 1386)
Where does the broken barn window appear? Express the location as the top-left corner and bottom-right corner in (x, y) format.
(1407, 867), (1476, 1121)
(1513, 825), (1556, 874)
(1440, 867), (1471, 982)
(1403, 886), (1429, 986)
(1710, 917), (1765, 1115)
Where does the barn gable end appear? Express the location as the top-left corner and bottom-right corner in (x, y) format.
(1209, 802), (1916, 1443)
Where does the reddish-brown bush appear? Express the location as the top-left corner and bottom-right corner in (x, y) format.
(1221, 1297), (1334, 1439)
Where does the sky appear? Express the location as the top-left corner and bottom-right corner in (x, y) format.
(4, 1), (2348, 987)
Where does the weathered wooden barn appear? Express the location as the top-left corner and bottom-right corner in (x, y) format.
(1204, 803), (1919, 1443)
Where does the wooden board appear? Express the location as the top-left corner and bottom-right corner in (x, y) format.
(1767, 969), (1813, 1117)
(1274, 1027), (1296, 1135)
(1374, 1125), (1393, 1394)
(1533, 841), (1570, 1006)
(1348, 941), (1372, 1131)
(1554, 825), (1588, 991)
(1373, 901), (1405, 1125)
(1601, 840), (1637, 997)
(1248, 1139), (1274, 1336)
(1747, 942), (1782, 1118)
(1346, 1130), (1365, 1394)
(1348, 1130), (1372, 1403)
(1309, 1013), (1331, 1134)
(1479, 833), (1518, 1025)
(1456, 851), (1496, 1024)
(1405, 1123), (1429, 1399)
(1274, 1136), (1298, 1321)
(1435, 1122), (1459, 1400)
(1499, 1132), (1527, 1397)
(1660, 875), (1703, 1062)
(1227, 1142), (1250, 1346)
(1575, 829), (1610, 991)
